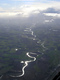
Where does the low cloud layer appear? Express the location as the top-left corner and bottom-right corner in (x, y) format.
(0, 1), (60, 17)
(0, 1), (60, 29)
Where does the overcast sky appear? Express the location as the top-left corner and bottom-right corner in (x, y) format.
(0, 0), (60, 17)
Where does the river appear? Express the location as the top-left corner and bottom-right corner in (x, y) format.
(10, 27), (47, 78)
(10, 27), (38, 78)
(0, 27), (47, 79)
(10, 52), (36, 77)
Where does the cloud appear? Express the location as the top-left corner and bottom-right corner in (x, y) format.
(0, 7), (3, 11)
(0, 12), (18, 17)
(44, 13), (60, 17)
(43, 8), (60, 13)
(0, 1), (60, 17)
(42, 7), (60, 18)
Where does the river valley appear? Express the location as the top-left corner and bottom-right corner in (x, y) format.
(0, 24), (60, 80)
(0, 26), (47, 80)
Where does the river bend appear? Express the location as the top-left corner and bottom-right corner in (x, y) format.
(10, 52), (36, 77)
